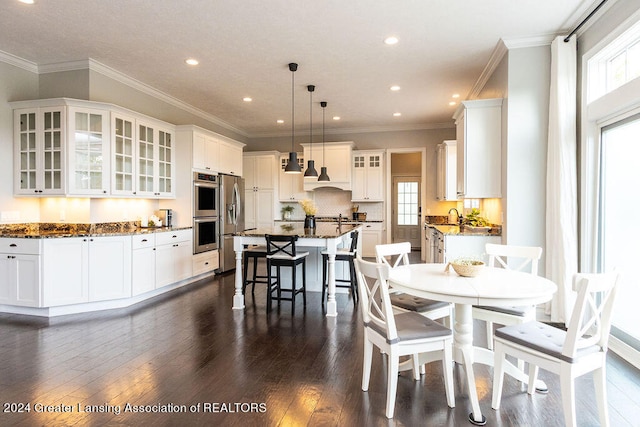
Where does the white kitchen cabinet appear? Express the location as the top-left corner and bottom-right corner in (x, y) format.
(352, 150), (384, 201)
(132, 234), (156, 296)
(436, 140), (457, 201)
(434, 231), (501, 263)
(219, 139), (243, 176)
(301, 142), (354, 191)
(278, 153), (308, 201)
(0, 239), (41, 307)
(192, 132), (219, 172)
(155, 229), (193, 288)
(13, 107), (66, 195)
(360, 222), (384, 258)
(112, 115), (175, 198)
(453, 98), (502, 199)
(42, 237), (89, 306)
(67, 106), (111, 196)
(244, 152), (278, 229)
(42, 235), (132, 306)
(192, 250), (219, 276)
(88, 235), (132, 302)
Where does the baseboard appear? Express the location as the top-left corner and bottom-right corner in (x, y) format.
(609, 336), (640, 370)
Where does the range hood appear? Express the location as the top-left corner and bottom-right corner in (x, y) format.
(300, 141), (354, 191)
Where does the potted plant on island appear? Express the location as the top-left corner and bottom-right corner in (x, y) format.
(281, 205), (294, 220)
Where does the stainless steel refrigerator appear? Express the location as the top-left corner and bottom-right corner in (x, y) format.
(219, 174), (245, 272)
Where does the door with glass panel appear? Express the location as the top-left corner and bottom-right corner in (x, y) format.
(599, 114), (640, 351)
(392, 176), (421, 248)
(68, 108), (110, 195)
(112, 114), (136, 196)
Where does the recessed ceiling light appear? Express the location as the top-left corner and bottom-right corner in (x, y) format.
(384, 36), (399, 45)
(276, 119), (284, 124)
(390, 85), (401, 91)
(185, 58), (199, 66)
(452, 93), (460, 98)
(332, 116), (341, 121)
(449, 101), (456, 106)
(243, 97), (252, 102)
(18, 0), (35, 4)
(393, 112), (402, 117)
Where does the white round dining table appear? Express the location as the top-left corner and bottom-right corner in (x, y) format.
(388, 263), (557, 425)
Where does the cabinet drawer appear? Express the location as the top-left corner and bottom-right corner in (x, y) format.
(361, 222), (383, 231)
(0, 238), (41, 254)
(155, 229), (192, 246)
(132, 234), (156, 250)
(192, 250), (219, 276)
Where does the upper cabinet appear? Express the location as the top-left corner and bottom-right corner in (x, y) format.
(243, 152), (278, 230)
(453, 98), (502, 199)
(436, 140), (457, 201)
(112, 114), (175, 198)
(14, 106), (66, 195)
(11, 98), (175, 199)
(352, 150), (384, 202)
(186, 126), (244, 176)
(301, 141), (354, 191)
(278, 153), (308, 201)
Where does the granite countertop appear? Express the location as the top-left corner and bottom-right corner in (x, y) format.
(427, 224), (502, 236)
(0, 221), (192, 239)
(238, 222), (360, 239)
(275, 217), (383, 224)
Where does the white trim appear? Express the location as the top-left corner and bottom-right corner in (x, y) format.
(610, 336), (640, 370)
(0, 49), (38, 73)
(467, 40), (508, 100)
(249, 122), (454, 139)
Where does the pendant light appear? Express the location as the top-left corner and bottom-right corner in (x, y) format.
(318, 101), (331, 182)
(284, 62), (302, 174)
(304, 85), (318, 177)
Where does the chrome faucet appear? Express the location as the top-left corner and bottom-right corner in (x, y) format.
(448, 208), (461, 225)
(337, 213), (343, 231)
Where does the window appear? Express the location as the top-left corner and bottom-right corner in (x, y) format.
(599, 115), (640, 350)
(588, 20), (640, 102)
(396, 181), (418, 225)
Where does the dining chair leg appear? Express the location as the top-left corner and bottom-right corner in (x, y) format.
(411, 354), (420, 380)
(291, 264), (296, 315)
(362, 336), (373, 391)
(560, 365), (578, 427)
(527, 364), (539, 395)
(266, 260), (272, 312)
(491, 343), (506, 409)
(594, 364), (609, 427)
(386, 349), (400, 418)
(321, 255), (327, 304)
(486, 321), (494, 350)
(302, 259), (307, 307)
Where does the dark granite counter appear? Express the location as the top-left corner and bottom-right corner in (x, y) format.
(239, 222), (360, 239)
(0, 222), (191, 239)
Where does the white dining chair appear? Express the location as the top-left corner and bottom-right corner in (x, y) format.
(472, 243), (543, 349)
(354, 257), (455, 418)
(492, 272), (620, 427)
(375, 242), (452, 325)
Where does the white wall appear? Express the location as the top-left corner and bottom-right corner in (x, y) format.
(0, 61), (40, 223)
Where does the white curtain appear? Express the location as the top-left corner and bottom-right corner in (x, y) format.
(545, 35), (578, 323)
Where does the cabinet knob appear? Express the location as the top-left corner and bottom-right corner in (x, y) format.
(103, 190), (107, 194)
(9, 243), (17, 247)
(204, 262), (209, 265)
(141, 239), (147, 242)
(7, 255), (16, 259)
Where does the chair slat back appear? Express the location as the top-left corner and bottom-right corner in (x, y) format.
(563, 272), (620, 358)
(265, 234), (298, 257)
(485, 243), (542, 275)
(354, 257), (397, 342)
(375, 242), (411, 269)
(348, 230), (359, 253)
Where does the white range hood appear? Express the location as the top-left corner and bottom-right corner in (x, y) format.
(301, 141), (354, 191)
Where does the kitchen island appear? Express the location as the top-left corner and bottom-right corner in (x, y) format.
(233, 223), (362, 317)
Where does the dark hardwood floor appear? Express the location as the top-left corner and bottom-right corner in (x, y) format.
(1, 271), (639, 426)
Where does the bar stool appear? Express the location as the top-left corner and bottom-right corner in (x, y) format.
(321, 230), (359, 307)
(242, 245), (268, 295)
(265, 234), (309, 314)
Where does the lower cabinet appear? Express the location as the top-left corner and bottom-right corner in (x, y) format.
(361, 222), (384, 258)
(43, 235), (132, 306)
(155, 229), (193, 288)
(0, 238), (41, 307)
(192, 250), (218, 276)
(132, 234), (156, 296)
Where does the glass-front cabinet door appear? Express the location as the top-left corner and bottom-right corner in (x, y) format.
(13, 107), (66, 195)
(156, 128), (173, 197)
(68, 107), (110, 196)
(112, 114), (135, 195)
(136, 123), (156, 197)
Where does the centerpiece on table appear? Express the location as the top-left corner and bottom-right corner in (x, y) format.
(299, 199), (318, 230)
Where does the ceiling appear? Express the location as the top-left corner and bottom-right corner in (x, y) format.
(0, 0), (597, 138)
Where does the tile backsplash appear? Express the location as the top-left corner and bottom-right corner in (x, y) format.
(280, 188), (383, 221)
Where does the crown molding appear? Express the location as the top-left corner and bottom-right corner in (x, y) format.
(0, 50), (38, 73)
(467, 40), (508, 100)
(247, 121), (454, 139)
(502, 34), (556, 49)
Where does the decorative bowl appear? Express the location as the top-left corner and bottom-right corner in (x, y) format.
(446, 259), (485, 277)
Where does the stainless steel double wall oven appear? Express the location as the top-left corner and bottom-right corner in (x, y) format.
(193, 172), (219, 254)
